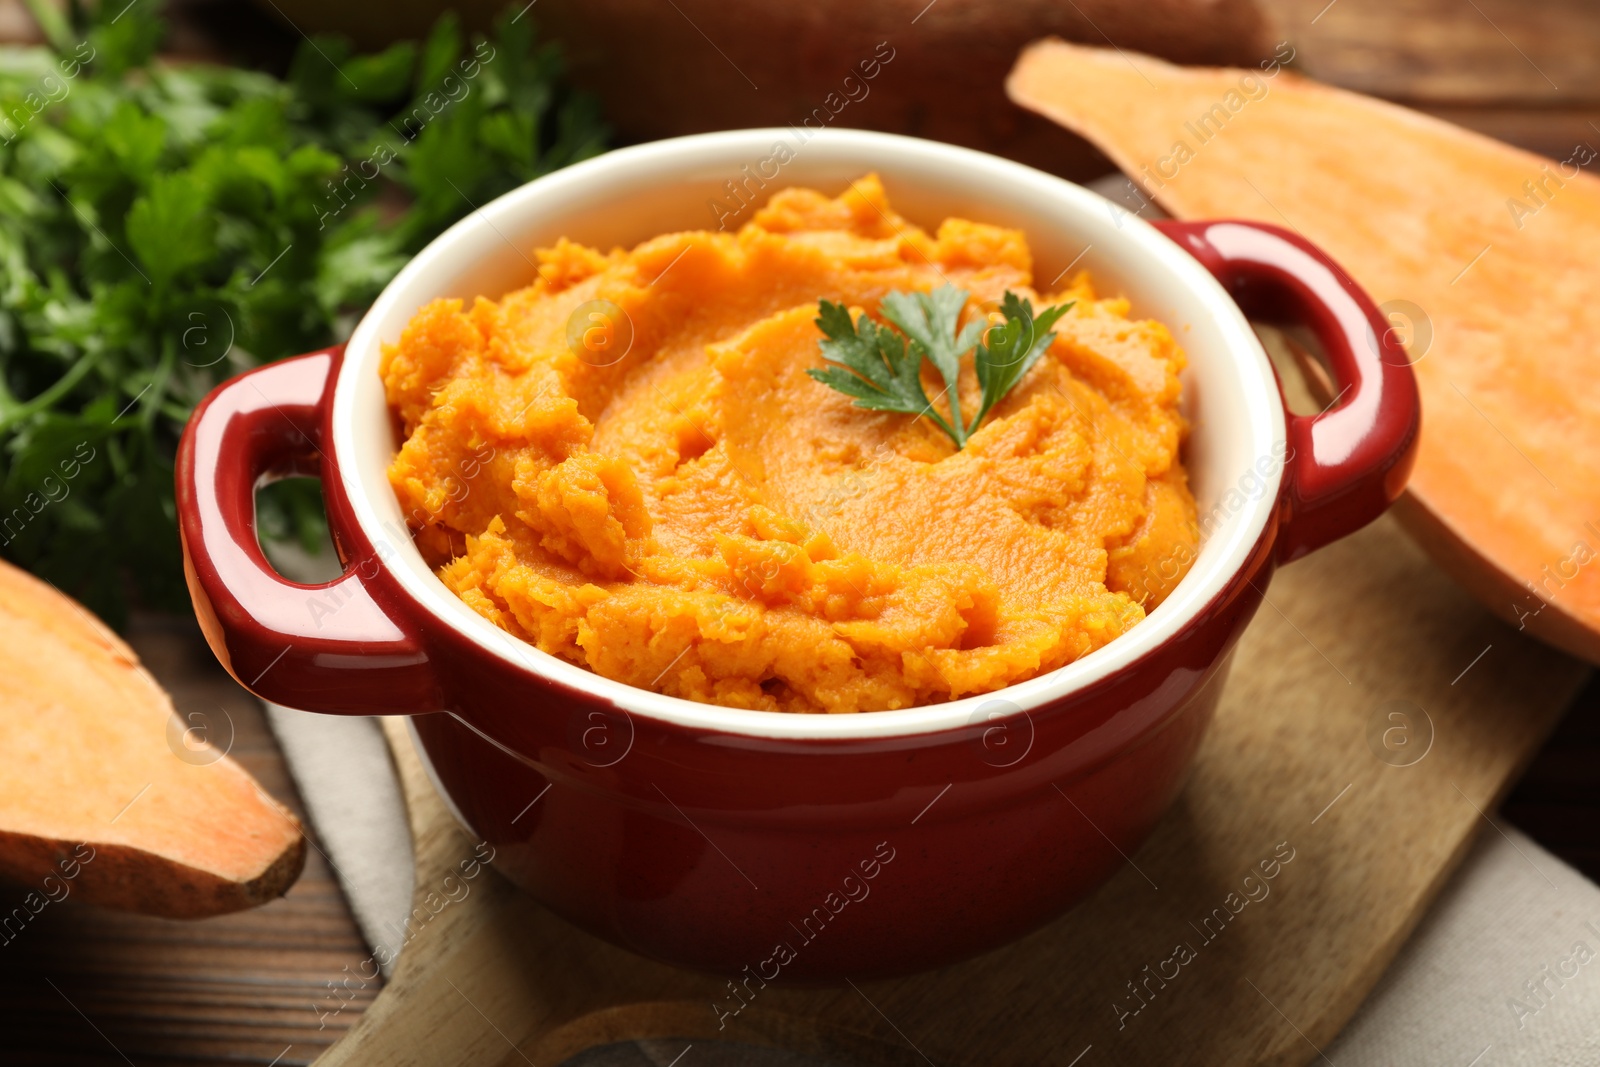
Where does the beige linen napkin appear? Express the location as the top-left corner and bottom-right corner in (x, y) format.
(1326, 823), (1600, 1066)
(263, 706), (413, 978)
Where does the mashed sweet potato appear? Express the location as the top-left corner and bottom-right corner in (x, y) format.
(382, 175), (1198, 713)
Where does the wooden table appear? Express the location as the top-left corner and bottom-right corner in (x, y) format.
(2, 0), (1598, 1062)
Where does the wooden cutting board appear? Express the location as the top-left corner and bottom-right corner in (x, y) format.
(313, 513), (1587, 1067)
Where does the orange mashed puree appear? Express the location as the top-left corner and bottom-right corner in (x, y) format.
(382, 176), (1198, 713)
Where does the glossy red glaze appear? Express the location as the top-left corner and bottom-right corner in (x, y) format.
(176, 219), (1418, 982)
(177, 349), (439, 715)
(1153, 219), (1421, 562)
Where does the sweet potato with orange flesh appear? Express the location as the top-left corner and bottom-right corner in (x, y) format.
(1008, 40), (1600, 663)
(0, 560), (305, 917)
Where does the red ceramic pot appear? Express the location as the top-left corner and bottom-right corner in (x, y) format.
(176, 130), (1418, 982)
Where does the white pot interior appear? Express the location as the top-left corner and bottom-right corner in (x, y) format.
(332, 128), (1286, 740)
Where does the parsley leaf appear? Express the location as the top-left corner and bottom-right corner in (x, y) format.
(807, 299), (958, 443)
(880, 285), (986, 447)
(970, 290), (1072, 432)
(126, 172), (216, 288)
(810, 287), (1073, 449)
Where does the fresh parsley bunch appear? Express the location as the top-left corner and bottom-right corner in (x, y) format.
(0, 1), (606, 626)
(809, 285), (1071, 448)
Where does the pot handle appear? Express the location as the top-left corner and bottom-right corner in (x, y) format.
(1154, 219), (1421, 563)
(176, 349), (438, 714)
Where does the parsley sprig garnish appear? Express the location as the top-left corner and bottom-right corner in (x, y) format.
(808, 285), (1072, 449)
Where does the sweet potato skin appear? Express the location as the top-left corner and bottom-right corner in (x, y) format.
(0, 830), (306, 919)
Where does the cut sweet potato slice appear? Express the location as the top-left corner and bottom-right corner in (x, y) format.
(0, 560), (305, 917)
(1008, 40), (1600, 662)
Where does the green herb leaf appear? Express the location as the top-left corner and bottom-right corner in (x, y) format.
(126, 172), (215, 288)
(88, 1), (163, 79)
(415, 12), (463, 94)
(879, 284), (985, 446)
(344, 42), (419, 104)
(969, 291), (1072, 433)
(809, 287), (1072, 449)
(807, 299), (957, 443)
